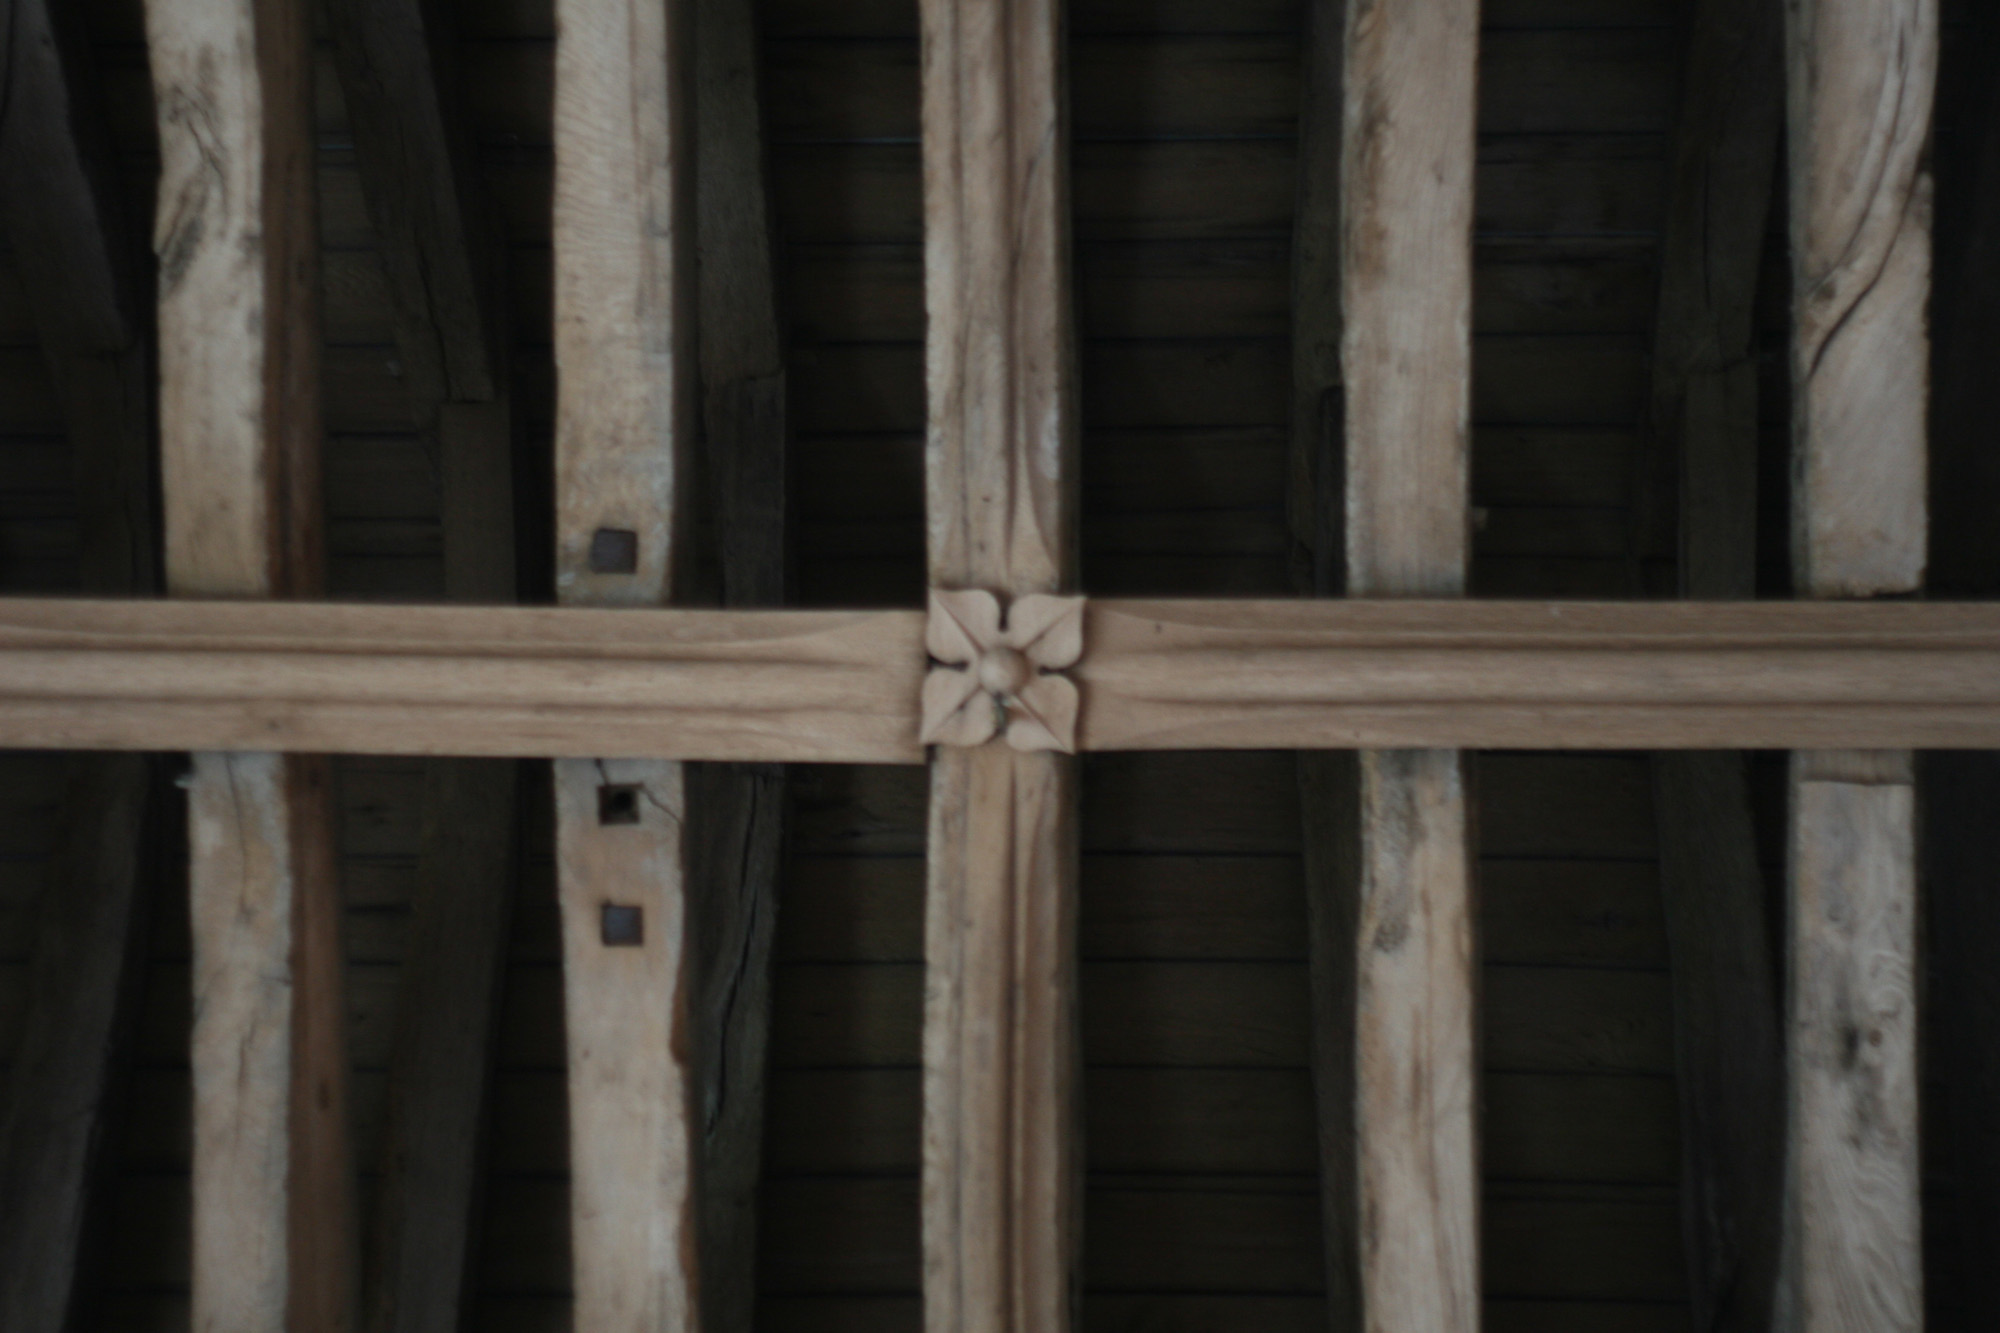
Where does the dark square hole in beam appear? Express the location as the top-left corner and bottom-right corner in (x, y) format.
(590, 527), (640, 574)
(598, 784), (642, 825)
(601, 903), (644, 946)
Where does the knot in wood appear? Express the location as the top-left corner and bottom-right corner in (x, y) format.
(976, 644), (1032, 697)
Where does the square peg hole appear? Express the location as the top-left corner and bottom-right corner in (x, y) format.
(589, 527), (640, 574)
(601, 903), (644, 946)
(598, 784), (642, 825)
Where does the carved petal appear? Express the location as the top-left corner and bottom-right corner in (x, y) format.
(1006, 593), (1086, 669)
(1006, 674), (1079, 754)
(927, 588), (1003, 666)
(921, 666), (996, 746)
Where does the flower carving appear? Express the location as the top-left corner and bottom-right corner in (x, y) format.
(921, 589), (1085, 753)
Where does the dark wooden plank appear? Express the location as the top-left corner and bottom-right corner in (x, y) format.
(1635, 2), (1787, 1330)
(321, 7), (522, 1330)
(0, 3), (161, 1328)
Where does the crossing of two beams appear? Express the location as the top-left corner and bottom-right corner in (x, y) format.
(9, 0), (1957, 1327)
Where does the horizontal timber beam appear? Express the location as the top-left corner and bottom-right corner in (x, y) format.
(0, 598), (1997, 756)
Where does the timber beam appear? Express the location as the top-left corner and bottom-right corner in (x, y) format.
(1, 599), (1997, 758)
(144, 0), (360, 1326)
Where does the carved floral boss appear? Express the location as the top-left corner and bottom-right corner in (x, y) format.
(921, 590), (1085, 753)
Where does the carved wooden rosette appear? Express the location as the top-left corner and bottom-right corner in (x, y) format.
(921, 589), (1085, 753)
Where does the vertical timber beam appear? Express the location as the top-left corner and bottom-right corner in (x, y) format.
(1641, 1), (1786, 1328)
(920, 0), (1080, 1329)
(0, 2), (160, 1329)
(1781, 0), (1934, 1329)
(691, 0), (789, 1326)
(320, 4), (521, 1331)
(145, 0), (359, 1328)
(1288, 1), (1359, 1326)
(1342, 1), (1480, 1331)
(552, 0), (701, 1327)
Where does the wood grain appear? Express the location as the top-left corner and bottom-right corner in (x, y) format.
(1787, 0), (1934, 598)
(552, 0), (701, 1324)
(1337, 0), (1480, 1328)
(920, 0), (1080, 1327)
(144, 0), (358, 1328)
(0, 3), (160, 1329)
(1638, 2), (1787, 1326)
(2, 598), (2000, 755)
(1782, 0), (1934, 1327)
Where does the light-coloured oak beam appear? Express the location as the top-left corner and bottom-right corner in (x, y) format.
(321, 5), (521, 1330)
(1781, 0), (1935, 1328)
(1335, 0), (1481, 1329)
(0, 3), (160, 1329)
(1637, 3), (1787, 1323)
(690, 0), (789, 1325)
(5, 599), (2000, 756)
(920, 0), (1080, 1327)
(552, 0), (701, 1325)
(144, 0), (358, 1327)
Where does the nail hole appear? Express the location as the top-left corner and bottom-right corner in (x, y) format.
(601, 903), (644, 946)
(589, 527), (639, 574)
(598, 785), (641, 825)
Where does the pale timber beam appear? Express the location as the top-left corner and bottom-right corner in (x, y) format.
(1332, 0), (1482, 1327)
(1286, 3), (1360, 1319)
(4, 599), (2000, 756)
(143, 0), (359, 1327)
(1781, 0), (1934, 1328)
(0, 3), (161, 1329)
(1927, 4), (2000, 1323)
(689, 0), (789, 1325)
(919, 0), (1080, 1326)
(319, 4), (521, 1330)
(552, 0), (702, 1325)
(1640, 0), (1786, 1326)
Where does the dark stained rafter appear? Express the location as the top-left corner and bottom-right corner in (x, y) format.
(320, 3), (520, 1330)
(1637, 0), (1787, 1328)
(0, 3), (161, 1330)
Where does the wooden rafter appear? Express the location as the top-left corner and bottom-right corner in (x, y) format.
(0, 2), (159, 1329)
(1640, 0), (1787, 1326)
(689, 0), (789, 1324)
(143, 0), (359, 1327)
(320, 3), (521, 1329)
(1782, 0), (1934, 1327)
(1337, 1), (1480, 1328)
(550, 0), (702, 1325)
(918, 0), (1080, 1326)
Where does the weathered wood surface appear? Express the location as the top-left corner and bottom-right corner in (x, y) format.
(0, 3), (159, 1330)
(1638, 1), (1786, 1327)
(1335, 0), (1480, 1328)
(920, 0), (1080, 1327)
(3, 598), (2000, 755)
(145, 0), (358, 1328)
(1781, 0), (1934, 1328)
(690, 0), (790, 1325)
(0, 599), (926, 759)
(323, 5), (521, 1328)
(552, 0), (701, 1324)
